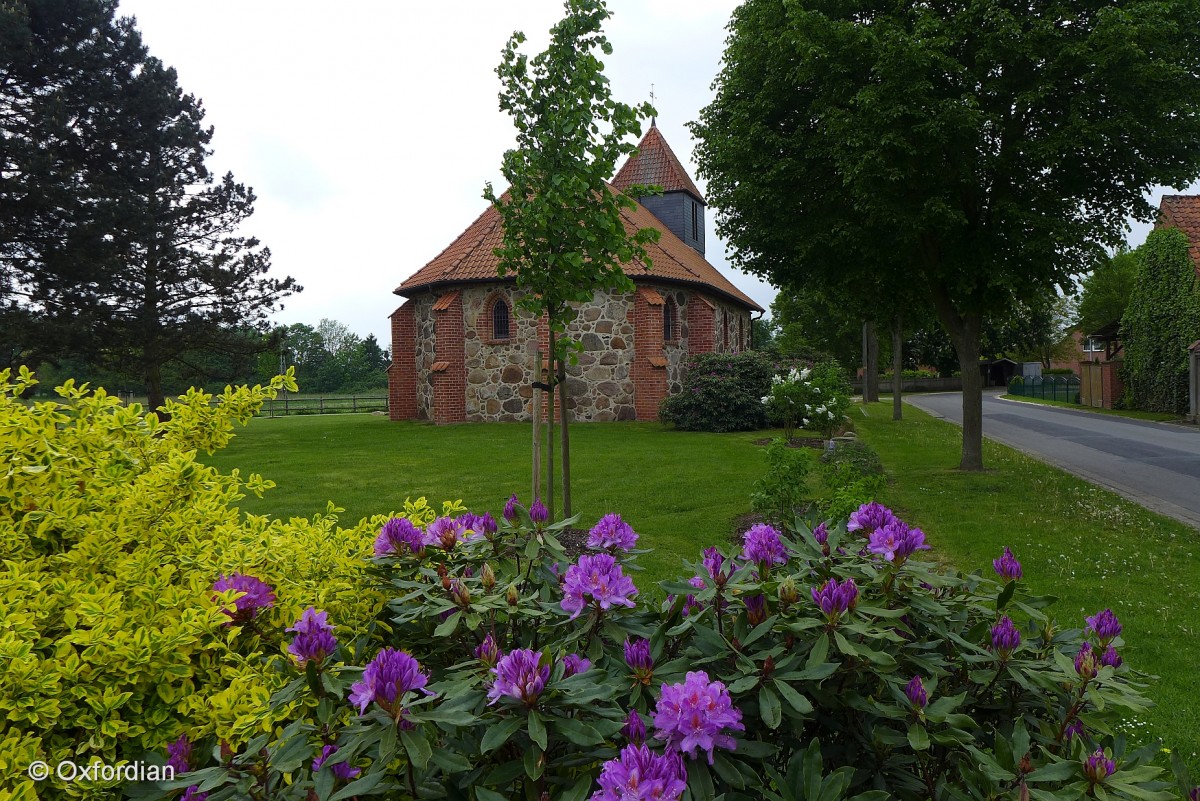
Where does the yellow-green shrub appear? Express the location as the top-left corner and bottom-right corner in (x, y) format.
(0, 368), (447, 799)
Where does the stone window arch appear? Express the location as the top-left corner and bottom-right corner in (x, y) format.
(485, 292), (512, 342)
(663, 296), (679, 343)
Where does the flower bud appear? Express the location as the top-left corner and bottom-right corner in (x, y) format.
(762, 655), (775, 677)
(506, 584), (520, 606)
(1083, 749), (1116, 784)
(1018, 754), (1033, 775)
(481, 563), (497, 591)
(530, 498), (549, 525)
(620, 709), (646, 745)
(450, 579), (471, 607)
(1075, 642), (1099, 680)
(778, 578), (799, 605)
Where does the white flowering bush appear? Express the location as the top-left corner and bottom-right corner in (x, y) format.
(763, 361), (853, 439)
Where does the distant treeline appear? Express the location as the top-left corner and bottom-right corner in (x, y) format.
(29, 319), (389, 399)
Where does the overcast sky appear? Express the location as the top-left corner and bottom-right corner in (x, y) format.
(115, 1), (1193, 347)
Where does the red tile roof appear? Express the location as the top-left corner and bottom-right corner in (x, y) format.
(1157, 195), (1200, 274)
(611, 124), (704, 202)
(396, 186), (762, 311)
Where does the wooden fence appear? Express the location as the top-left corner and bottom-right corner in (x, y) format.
(259, 395), (387, 417)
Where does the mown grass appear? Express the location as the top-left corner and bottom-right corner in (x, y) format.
(207, 408), (1200, 772)
(205, 415), (770, 589)
(853, 401), (1200, 772)
(998, 394), (1183, 423)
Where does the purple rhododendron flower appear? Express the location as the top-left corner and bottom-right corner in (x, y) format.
(653, 671), (744, 764)
(812, 521), (829, 546)
(811, 577), (858, 622)
(166, 735), (192, 774)
(1100, 645), (1122, 669)
(1188, 788), (1200, 801)
(846, 502), (897, 536)
(503, 494), (522, 524)
(702, 547), (726, 583)
(990, 616), (1021, 658)
(1075, 642), (1099, 679)
(905, 676), (927, 709)
(425, 516), (466, 549)
(312, 745), (361, 781)
(182, 787), (207, 801)
(348, 648), (430, 717)
(1064, 719), (1086, 740)
(475, 633), (502, 668)
(741, 523), (788, 568)
(563, 653), (591, 677)
(587, 513), (639, 551)
(621, 710), (647, 745)
(462, 512), (497, 541)
(993, 546), (1022, 582)
(488, 648), (550, 707)
(1085, 609), (1121, 644)
(374, 517), (424, 557)
(560, 553), (638, 620)
(530, 497), (549, 525)
(867, 520), (930, 563)
(211, 574), (275, 623)
(590, 744), (686, 801)
(1084, 750), (1116, 784)
(287, 607), (337, 666)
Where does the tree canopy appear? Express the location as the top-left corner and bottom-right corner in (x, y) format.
(1, 0), (298, 412)
(1078, 249), (1139, 335)
(692, 0), (1200, 469)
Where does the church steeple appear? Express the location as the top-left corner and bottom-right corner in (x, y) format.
(611, 126), (706, 257)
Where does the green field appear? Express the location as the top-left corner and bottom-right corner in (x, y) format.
(207, 405), (1200, 771)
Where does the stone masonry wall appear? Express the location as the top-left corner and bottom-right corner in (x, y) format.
(413, 296), (435, 421)
(397, 282), (754, 423)
(461, 284), (637, 422)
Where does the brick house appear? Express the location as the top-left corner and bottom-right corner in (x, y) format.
(1157, 195), (1200, 276)
(387, 125), (763, 424)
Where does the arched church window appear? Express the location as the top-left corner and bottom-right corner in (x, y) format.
(490, 296), (511, 341)
(663, 297), (678, 342)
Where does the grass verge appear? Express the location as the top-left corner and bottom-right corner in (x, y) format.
(853, 401), (1200, 772)
(999, 394), (1183, 423)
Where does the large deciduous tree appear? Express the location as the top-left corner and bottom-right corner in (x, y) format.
(692, 0), (1200, 469)
(1, 0), (297, 413)
(484, 0), (657, 519)
(1078, 249), (1139, 335)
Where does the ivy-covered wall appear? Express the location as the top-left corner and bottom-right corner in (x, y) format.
(1120, 228), (1200, 413)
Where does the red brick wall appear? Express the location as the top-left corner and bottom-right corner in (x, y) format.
(688, 295), (716, 354)
(432, 293), (466, 424)
(632, 288), (668, 421)
(1101, 360), (1124, 409)
(388, 302), (417, 420)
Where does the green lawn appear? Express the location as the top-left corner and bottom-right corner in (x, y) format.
(205, 415), (770, 588)
(207, 407), (1200, 771)
(853, 401), (1200, 772)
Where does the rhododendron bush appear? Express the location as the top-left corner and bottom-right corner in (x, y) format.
(2, 368), (1195, 801)
(143, 508), (1190, 800)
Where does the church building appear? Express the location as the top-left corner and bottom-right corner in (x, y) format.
(387, 125), (763, 424)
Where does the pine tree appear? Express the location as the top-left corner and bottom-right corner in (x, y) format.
(1, 0), (298, 412)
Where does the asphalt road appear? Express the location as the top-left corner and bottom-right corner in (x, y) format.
(902, 390), (1200, 530)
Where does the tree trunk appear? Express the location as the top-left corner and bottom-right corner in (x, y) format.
(532, 347), (542, 506)
(929, 291), (985, 471)
(545, 328), (556, 519)
(953, 325), (985, 471)
(558, 355), (571, 519)
(892, 316), (903, 421)
(143, 357), (167, 421)
(862, 321), (880, 403)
